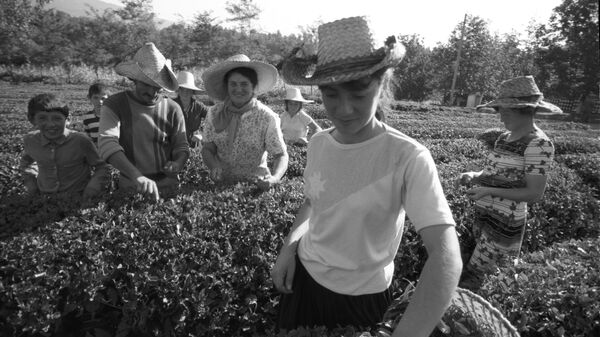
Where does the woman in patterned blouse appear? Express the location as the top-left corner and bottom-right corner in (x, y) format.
(200, 54), (288, 191)
(457, 76), (556, 288)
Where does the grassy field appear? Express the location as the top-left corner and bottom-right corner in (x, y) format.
(1, 82), (599, 337)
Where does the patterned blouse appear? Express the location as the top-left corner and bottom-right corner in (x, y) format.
(203, 100), (287, 179)
(475, 126), (554, 226)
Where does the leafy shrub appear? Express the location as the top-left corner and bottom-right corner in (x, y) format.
(1, 84), (599, 336)
(478, 238), (600, 337)
(554, 154), (600, 197)
(553, 136), (600, 155)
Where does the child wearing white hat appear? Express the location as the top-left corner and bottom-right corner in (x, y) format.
(174, 71), (209, 148)
(279, 87), (322, 145)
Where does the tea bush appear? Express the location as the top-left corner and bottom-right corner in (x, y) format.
(1, 83), (600, 336)
(478, 238), (600, 337)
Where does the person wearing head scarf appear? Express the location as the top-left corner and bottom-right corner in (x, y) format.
(271, 17), (462, 336)
(458, 76), (556, 288)
(98, 42), (190, 201)
(200, 54), (288, 191)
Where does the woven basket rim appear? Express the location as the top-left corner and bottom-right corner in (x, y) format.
(379, 286), (520, 337)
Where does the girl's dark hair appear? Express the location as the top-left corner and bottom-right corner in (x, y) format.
(88, 82), (109, 98)
(27, 93), (69, 123)
(318, 67), (394, 122)
(224, 67), (258, 88)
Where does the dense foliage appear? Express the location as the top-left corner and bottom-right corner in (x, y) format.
(0, 0), (597, 102)
(1, 82), (599, 336)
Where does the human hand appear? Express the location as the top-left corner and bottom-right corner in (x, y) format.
(466, 186), (489, 200)
(271, 246), (296, 293)
(257, 175), (278, 191)
(209, 166), (223, 182)
(135, 176), (160, 202)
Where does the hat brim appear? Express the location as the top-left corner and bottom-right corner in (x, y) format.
(478, 100), (563, 115)
(202, 61), (278, 101)
(116, 61), (179, 92)
(281, 43), (405, 86)
(178, 83), (205, 93)
(284, 98), (314, 103)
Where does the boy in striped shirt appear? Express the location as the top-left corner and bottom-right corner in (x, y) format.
(82, 82), (110, 146)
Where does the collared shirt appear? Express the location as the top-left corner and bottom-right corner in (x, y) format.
(20, 128), (109, 193)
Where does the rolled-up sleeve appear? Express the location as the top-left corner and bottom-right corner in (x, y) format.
(98, 105), (124, 161)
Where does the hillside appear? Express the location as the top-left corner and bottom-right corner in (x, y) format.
(46, 0), (121, 17)
(45, 0), (174, 27)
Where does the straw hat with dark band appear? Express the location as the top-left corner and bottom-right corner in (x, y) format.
(280, 16), (406, 86)
(478, 75), (561, 114)
(201, 54), (278, 101)
(115, 42), (178, 92)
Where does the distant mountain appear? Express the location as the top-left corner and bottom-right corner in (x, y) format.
(46, 0), (122, 17)
(45, 0), (174, 28)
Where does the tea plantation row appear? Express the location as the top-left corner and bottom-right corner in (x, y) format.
(1, 83), (599, 336)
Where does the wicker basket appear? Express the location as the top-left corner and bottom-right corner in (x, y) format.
(377, 286), (520, 337)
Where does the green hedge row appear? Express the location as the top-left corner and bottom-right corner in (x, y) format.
(1, 101), (599, 336)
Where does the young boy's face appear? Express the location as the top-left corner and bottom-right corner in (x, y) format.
(90, 92), (108, 115)
(33, 110), (67, 141)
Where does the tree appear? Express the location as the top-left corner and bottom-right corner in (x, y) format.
(393, 34), (434, 101)
(225, 0), (260, 34)
(531, 0), (599, 98)
(429, 15), (531, 104)
(113, 0), (158, 51)
(0, 0), (50, 64)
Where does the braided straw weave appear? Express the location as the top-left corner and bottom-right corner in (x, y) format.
(377, 286), (520, 337)
(280, 16), (405, 85)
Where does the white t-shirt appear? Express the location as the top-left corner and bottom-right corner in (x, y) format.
(280, 109), (314, 142)
(298, 126), (456, 295)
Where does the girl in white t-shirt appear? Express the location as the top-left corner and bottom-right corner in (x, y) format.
(280, 87), (322, 145)
(272, 17), (463, 336)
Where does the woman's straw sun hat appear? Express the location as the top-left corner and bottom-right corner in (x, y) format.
(176, 71), (205, 93)
(115, 42), (178, 92)
(201, 54), (278, 101)
(280, 16), (406, 86)
(479, 75), (562, 114)
(283, 87), (313, 103)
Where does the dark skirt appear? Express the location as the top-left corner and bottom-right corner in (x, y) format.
(277, 255), (392, 330)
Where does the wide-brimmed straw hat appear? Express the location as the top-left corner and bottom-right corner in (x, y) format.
(478, 76), (561, 114)
(280, 16), (406, 86)
(176, 71), (205, 93)
(283, 87), (313, 103)
(115, 42), (178, 92)
(201, 54), (278, 101)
